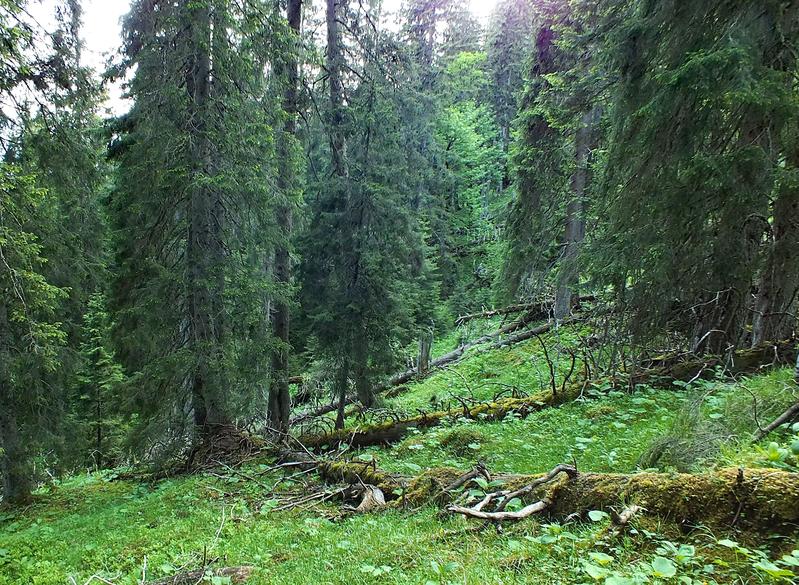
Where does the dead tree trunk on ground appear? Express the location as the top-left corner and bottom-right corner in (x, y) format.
(298, 340), (797, 451)
(299, 457), (799, 531)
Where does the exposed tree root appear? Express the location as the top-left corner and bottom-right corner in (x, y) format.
(296, 340), (797, 452)
(147, 566), (253, 584)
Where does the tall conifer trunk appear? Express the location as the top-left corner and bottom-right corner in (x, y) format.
(268, 0), (303, 435)
(0, 406), (30, 507)
(752, 148), (799, 345)
(185, 0), (226, 432)
(0, 300), (31, 505)
(555, 107), (599, 320)
(0, 301), (30, 505)
(326, 0), (353, 429)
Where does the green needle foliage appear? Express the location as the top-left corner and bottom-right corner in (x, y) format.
(109, 0), (282, 448)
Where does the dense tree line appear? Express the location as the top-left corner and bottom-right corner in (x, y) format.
(0, 0), (796, 505)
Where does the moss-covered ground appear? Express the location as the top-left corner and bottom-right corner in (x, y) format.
(2, 321), (798, 584)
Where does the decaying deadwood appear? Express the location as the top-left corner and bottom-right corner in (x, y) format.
(611, 504), (642, 527)
(147, 566), (253, 585)
(754, 401), (799, 441)
(448, 464), (578, 521)
(355, 485), (387, 512)
(297, 340), (797, 452)
(308, 458), (799, 531)
(455, 302), (551, 327)
(445, 462), (491, 492)
(454, 296), (595, 327)
(290, 310), (563, 425)
(634, 339), (796, 386)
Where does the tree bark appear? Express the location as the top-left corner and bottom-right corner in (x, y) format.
(354, 333), (374, 408)
(185, 0), (226, 432)
(418, 331), (432, 375)
(335, 359), (350, 430)
(327, 0), (348, 180)
(0, 386), (32, 506)
(268, 0), (303, 435)
(752, 150), (799, 345)
(555, 107), (599, 320)
(326, 0), (359, 426)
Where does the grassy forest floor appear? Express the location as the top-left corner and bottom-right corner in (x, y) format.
(2, 320), (799, 584)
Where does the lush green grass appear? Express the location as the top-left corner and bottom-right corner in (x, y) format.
(3, 325), (798, 585)
(2, 469), (796, 585)
(384, 322), (590, 413)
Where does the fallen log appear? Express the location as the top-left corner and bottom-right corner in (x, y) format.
(454, 296), (594, 327)
(449, 466), (799, 531)
(147, 566), (253, 585)
(296, 340), (797, 452)
(634, 339), (797, 384)
(304, 458), (799, 531)
(290, 310), (562, 425)
(455, 302), (551, 327)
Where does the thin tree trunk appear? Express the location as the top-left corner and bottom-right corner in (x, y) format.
(327, 0), (348, 180)
(353, 332), (373, 408)
(418, 331), (432, 375)
(0, 296), (30, 505)
(335, 359), (350, 430)
(555, 107), (599, 320)
(268, 0), (302, 435)
(0, 397), (31, 506)
(327, 0), (357, 425)
(752, 148), (799, 345)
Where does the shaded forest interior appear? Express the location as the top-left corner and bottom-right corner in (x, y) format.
(1, 0), (799, 584)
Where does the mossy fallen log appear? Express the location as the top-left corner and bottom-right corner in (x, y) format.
(545, 467), (799, 531)
(310, 459), (799, 532)
(297, 340), (797, 452)
(633, 339), (796, 384)
(290, 312), (563, 425)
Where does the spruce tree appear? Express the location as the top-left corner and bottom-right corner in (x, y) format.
(301, 0), (432, 426)
(0, 0), (105, 505)
(110, 0), (280, 448)
(592, 0), (799, 351)
(268, 0), (303, 436)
